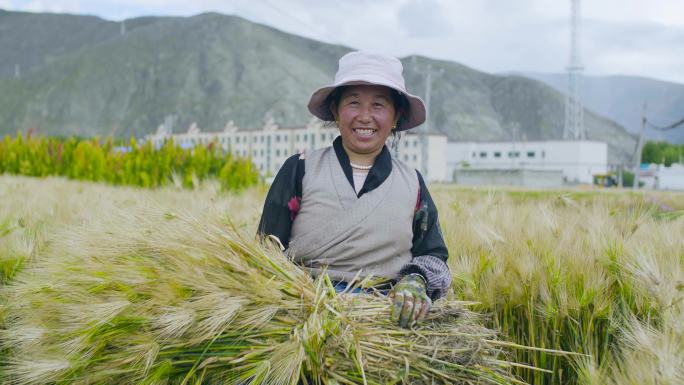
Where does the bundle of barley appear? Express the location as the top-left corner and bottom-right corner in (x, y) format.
(1, 209), (525, 385)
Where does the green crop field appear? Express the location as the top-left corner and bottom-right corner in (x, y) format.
(1, 175), (682, 384)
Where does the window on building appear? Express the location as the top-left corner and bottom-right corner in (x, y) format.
(276, 149), (281, 157)
(413, 154), (417, 161)
(527, 151), (535, 158)
(404, 155), (409, 161)
(542, 150), (546, 158)
(260, 136), (264, 143)
(236, 137), (240, 144)
(260, 149), (264, 156)
(321, 133), (326, 141)
(479, 152), (487, 158)
(296, 134), (300, 141)
(508, 151), (520, 158)
(284, 134), (288, 141)
(414, 140), (418, 147)
(472, 152), (476, 158)
(275, 135), (280, 143)
(494, 152), (501, 158)
(404, 141), (409, 148)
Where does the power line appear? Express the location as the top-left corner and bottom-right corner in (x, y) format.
(646, 116), (684, 131)
(632, 103), (683, 190)
(259, 0), (342, 46)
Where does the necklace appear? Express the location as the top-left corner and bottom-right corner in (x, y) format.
(349, 162), (372, 170)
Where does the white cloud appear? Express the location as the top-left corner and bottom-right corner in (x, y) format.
(5, 0), (684, 84)
(397, 0), (452, 38)
(0, 0), (14, 10)
(21, 0), (81, 14)
(581, 20), (684, 80)
(585, 0), (684, 25)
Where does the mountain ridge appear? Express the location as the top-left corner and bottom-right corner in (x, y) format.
(520, 72), (684, 144)
(0, 10), (637, 163)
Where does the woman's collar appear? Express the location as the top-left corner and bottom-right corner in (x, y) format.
(332, 136), (392, 196)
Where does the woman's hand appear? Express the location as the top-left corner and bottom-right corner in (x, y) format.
(390, 274), (431, 328)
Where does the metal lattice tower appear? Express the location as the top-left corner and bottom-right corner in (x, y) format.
(563, 0), (585, 139)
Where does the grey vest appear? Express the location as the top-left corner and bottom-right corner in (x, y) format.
(288, 147), (419, 282)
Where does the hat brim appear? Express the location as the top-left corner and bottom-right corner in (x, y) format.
(307, 80), (426, 131)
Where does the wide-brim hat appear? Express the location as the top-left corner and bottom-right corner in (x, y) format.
(307, 51), (426, 131)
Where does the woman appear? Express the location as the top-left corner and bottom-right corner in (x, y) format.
(258, 51), (450, 328)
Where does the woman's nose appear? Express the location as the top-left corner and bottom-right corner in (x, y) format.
(358, 105), (372, 122)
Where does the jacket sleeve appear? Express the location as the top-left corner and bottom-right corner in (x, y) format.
(257, 154), (304, 250)
(398, 171), (452, 300)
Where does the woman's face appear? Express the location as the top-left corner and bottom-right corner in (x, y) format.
(332, 85), (399, 159)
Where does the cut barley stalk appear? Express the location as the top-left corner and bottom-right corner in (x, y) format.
(1, 208), (526, 385)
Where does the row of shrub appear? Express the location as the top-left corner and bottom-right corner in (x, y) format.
(642, 141), (684, 166)
(0, 133), (260, 191)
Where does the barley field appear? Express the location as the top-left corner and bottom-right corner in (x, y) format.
(0, 175), (682, 384)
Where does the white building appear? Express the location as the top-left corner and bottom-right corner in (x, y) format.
(447, 140), (608, 185)
(639, 163), (684, 190)
(146, 118), (449, 182)
(656, 163), (684, 190)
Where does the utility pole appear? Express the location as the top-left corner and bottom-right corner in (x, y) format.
(631, 107), (684, 189)
(618, 164), (623, 188)
(633, 102), (647, 190)
(421, 63), (432, 180)
(163, 115), (176, 135)
(412, 60), (443, 180)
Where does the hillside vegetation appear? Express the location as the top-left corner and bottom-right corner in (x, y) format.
(0, 10), (635, 162)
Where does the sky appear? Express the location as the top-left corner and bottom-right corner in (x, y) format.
(2, 0), (684, 84)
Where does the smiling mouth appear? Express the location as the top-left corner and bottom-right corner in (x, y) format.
(353, 128), (377, 137)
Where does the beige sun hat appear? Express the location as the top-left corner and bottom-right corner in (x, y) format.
(307, 51), (426, 131)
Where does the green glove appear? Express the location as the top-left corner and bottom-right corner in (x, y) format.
(390, 274), (431, 328)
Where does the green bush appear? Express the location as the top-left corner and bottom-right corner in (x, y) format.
(641, 141), (684, 166)
(0, 133), (260, 191)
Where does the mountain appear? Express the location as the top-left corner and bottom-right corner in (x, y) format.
(0, 9), (161, 77)
(0, 10), (636, 163)
(0, 11), (347, 138)
(402, 60), (635, 162)
(522, 72), (684, 144)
